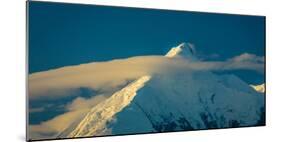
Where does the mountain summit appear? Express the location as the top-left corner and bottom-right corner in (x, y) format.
(165, 43), (196, 59)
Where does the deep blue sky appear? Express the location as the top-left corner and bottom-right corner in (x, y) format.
(28, 1), (265, 84)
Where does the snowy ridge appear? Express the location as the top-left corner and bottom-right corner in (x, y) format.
(67, 75), (151, 137)
(250, 83), (265, 93)
(121, 71), (264, 132)
(165, 43), (187, 57)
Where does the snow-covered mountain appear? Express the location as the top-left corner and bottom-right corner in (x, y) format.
(59, 43), (265, 138)
(250, 83), (265, 93)
(165, 43), (196, 59)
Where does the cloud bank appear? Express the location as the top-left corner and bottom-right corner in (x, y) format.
(29, 53), (264, 100)
(29, 53), (264, 139)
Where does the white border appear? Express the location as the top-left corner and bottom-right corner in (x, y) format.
(1, 0), (281, 142)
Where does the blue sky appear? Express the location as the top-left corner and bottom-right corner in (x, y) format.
(28, 2), (264, 83)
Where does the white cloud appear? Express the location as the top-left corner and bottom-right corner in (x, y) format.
(29, 94), (108, 139)
(223, 53), (264, 73)
(229, 53), (264, 63)
(66, 95), (107, 111)
(180, 53), (264, 73)
(30, 109), (89, 139)
(29, 53), (264, 100)
(28, 56), (168, 100)
(28, 53), (264, 139)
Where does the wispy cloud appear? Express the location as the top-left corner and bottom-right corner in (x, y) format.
(29, 56), (167, 100)
(29, 53), (264, 100)
(229, 53), (264, 63)
(29, 107), (45, 113)
(216, 53), (264, 73)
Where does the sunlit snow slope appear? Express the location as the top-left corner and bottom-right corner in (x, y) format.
(60, 43), (265, 138)
(250, 83), (265, 93)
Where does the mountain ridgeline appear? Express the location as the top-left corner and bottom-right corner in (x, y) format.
(59, 43), (265, 138)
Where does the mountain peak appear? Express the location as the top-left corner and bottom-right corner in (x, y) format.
(58, 42), (264, 138)
(165, 42), (196, 59)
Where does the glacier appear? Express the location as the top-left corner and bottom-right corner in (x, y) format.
(58, 43), (265, 138)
